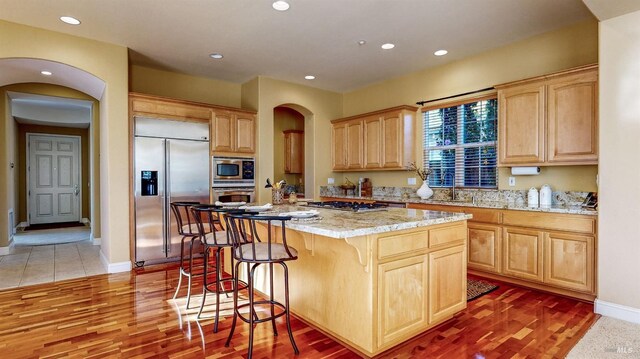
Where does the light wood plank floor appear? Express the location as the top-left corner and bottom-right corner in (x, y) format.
(0, 263), (597, 358)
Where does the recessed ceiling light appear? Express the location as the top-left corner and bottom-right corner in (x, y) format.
(357, 40), (367, 46)
(381, 43), (395, 50)
(40, 70), (53, 76)
(272, 1), (290, 11)
(434, 49), (448, 56)
(60, 16), (81, 25)
(304, 75), (315, 80)
(209, 53), (223, 59)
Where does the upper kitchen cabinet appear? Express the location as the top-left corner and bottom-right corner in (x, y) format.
(212, 110), (256, 155)
(284, 130), (304, 174)
(129, 93), (257, 156)
(331, 105), (417, 172)
(497, 82), (546, 165)
(496, 65), (598, 166)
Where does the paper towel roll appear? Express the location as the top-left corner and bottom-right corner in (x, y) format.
(511, 166), (540, 175)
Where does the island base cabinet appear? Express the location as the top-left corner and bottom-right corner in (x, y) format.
(377, 255), (428, 347)
(428, 245), (467, 325)
(544, 232), (594, 293)
(468, 223), (502, 273)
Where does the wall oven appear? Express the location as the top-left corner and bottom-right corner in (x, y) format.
(213, 188), (256, 203)
(212, 156), (255, 187)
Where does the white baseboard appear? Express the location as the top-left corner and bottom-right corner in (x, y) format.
(0, 240), (15, 255)
(595, 299), (640, 324)
(92, 236), (101, 245)
(99, 250), (132, 273)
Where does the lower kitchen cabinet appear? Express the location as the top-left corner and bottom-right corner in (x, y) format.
(428, 245), (466, 324)
(377, 255), (428, 347)
(468, 223), (501, 273)
(544, 231), (594, 292)
(502, 227), (544, 282)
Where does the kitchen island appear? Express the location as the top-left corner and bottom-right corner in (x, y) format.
(233, 205), (471, 357)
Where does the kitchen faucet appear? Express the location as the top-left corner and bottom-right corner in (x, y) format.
(443, 172), (456, 201)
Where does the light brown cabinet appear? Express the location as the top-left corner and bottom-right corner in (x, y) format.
(544, 231), (594, 292)
(406, 202), (597, 301)
(502, 227), (544, 282)
(467, 223), (501, 273)
(377, 255), (428, 346)
(496, 64), (598, 166)
(331, 105), (417, 171)
(331, 123), (348, 170)
(364, 116), (382, 168)
(284, 130), (304, 174)
(347, 120), (364, 169)
(212, 110), (256, 154)
(428, 245), (466, 324)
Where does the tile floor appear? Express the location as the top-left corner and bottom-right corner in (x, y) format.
(0, 237), (106, 290)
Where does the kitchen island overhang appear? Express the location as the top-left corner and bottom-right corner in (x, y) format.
(227, 206), (471, 357)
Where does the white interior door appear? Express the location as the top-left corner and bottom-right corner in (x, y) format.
(28, 134), (81, 224)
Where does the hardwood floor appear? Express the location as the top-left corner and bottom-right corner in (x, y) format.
(0, 263), (597, 358)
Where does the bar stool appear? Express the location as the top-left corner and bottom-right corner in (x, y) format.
(170, 201), (205, 308)
(190, 205), (249, 333)
(224, 213), (299, 358)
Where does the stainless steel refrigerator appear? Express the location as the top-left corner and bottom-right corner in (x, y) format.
(134, 117), (210, 266)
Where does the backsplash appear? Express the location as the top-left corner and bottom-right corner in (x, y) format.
(319, 186), (590, 207)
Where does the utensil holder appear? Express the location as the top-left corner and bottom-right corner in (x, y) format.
(272, 188), (284, 204)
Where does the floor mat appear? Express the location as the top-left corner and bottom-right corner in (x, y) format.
(25, 222), (85, 231)
(467, 278), (499, 301)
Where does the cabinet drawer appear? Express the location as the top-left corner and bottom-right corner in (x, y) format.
(378, 230), (428, 260)
(502, 211), (595, 234)
(462, 207), (502, 224)
(428, 223), (466, 248)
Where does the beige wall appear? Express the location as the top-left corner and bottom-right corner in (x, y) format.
(130, 65), (241, 108)
(251, 77), (343, 202)
(598, 10), (640, 313)
(273, 107), (304, 187)
(0, 20), (128, 264)
(341, 19), (599, 192)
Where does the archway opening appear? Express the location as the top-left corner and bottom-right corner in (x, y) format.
(272, 103), (314, 199)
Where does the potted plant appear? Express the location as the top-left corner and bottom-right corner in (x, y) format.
(407, 162), (434, 200)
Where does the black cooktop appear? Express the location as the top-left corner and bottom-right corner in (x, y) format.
(303, 201), (388, 213)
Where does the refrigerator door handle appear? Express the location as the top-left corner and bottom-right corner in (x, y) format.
(165, 140), (171, 254)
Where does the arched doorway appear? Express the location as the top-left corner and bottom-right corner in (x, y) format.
(0, 58), (105, 252)
(273, 104), (314, 199)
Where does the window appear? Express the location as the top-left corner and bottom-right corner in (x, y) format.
(423, 96), (498, 188)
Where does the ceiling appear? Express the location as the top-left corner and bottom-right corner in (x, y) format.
(0, 0), (594, 93)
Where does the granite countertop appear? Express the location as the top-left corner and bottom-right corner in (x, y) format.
(258, 204), (471, 239)
(319, 195), (598, 216)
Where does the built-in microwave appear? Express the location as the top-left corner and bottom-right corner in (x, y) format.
(212, 156), (255, 187)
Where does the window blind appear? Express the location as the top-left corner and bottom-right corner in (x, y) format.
(423, 97), (498, 188)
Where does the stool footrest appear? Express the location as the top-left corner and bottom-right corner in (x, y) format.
(235, 300), (287, 324)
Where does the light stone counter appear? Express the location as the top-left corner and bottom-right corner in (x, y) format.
(319, 195), (598, 216)
(259, 204), (471, 239)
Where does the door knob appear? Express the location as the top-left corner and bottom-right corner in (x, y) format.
(74, 184), (79, 196)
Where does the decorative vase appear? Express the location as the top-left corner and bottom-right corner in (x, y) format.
(416, 180), (433, 200)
